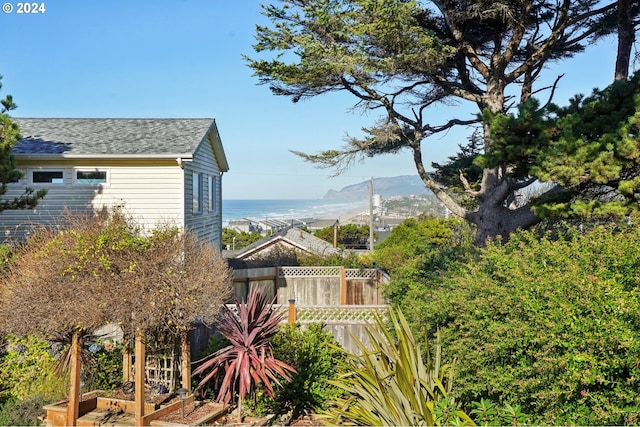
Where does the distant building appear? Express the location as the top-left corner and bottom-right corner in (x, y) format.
(227, 218), (262, 234)
(227, 226), (340, 266)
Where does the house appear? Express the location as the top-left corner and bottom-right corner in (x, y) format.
(2, 118), (229, 248)
(226, 218), (262, 234)
(227, 226), (340, 265)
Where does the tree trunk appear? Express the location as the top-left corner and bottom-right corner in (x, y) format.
(469, 202), (539, 245)
(615, 0), (634, 81)
(180, 331), (191, 392)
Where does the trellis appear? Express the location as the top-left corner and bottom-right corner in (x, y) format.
(144, 355), (177, 393)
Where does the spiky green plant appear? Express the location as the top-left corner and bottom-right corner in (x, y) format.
(192, 287), (295, 419)
(324, 307), (474, 426)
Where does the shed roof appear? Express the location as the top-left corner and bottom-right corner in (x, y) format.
(12, 118), (229, 170)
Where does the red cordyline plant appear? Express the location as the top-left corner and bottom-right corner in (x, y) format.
(193, 287), (296, 419)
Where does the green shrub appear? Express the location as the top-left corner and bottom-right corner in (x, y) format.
(373, 216), (476, 326)
(83, 341), (124, 391)
(0, 395), (49, 426)
(264, 323), (345, 416)
(0, 335), (68, 401)
(199, 333), (230, 359)
(401, 222), (640, 425)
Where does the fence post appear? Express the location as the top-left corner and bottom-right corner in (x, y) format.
(122, 347), (132, 383)
(340, 266), (347, 305)
(134, 332), (146, 425)
(288, 299), (296, 325)
(274, 267), (279, 302)
(66, 331), (81, 427)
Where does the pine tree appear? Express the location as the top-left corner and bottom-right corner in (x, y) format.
(246, 0), (637, 244)
(0, 75), (47, 213)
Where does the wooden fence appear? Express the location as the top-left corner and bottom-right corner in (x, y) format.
(231, 266), (387, 305)
(278, 303), (388, 353)
(190, 267), (391, 355)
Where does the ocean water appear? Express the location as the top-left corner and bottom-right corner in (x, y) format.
(222, 199), (369, 225)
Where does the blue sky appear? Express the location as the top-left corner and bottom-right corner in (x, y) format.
(0, 0), (621, 199)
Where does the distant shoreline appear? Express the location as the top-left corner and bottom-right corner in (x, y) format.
(222, 199), (369, 226)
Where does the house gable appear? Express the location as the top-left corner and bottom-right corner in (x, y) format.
(235, 227), (340, 261)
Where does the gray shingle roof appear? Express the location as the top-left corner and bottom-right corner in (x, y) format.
(236, 226), (341, 259)
(12, 118), (215, 157)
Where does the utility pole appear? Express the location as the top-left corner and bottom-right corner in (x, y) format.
(369, 177), (374, 252)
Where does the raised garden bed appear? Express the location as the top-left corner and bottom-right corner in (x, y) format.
(43, 392), (102, 426)
(43, 390), (236, 426)
(149, 400), (228, 426)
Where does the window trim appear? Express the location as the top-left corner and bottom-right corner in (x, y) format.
(192, 172), (203, 214)
(208, 175), (216, 212)
(30, 169), (66, 185)
(74, 168), (110, 186)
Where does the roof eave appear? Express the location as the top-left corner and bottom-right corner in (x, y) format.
(13, 153), (195, 161)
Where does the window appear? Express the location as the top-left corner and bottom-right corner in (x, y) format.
(76, 170), (108, 184)
(208, 175), (216, 212)
(32, 170), (64, 184)
(193, 172), (203, 214)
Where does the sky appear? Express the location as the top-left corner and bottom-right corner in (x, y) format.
(0, 0), (623, 200)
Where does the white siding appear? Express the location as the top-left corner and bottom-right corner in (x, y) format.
(1, 160), (184, 243)
(184, 134), (224, 249)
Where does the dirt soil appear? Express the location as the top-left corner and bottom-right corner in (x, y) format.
(97, 390), (326, 426)
(288, 414), (325, 426)
(103, 389), (178, 406)
(156, 400), (226, 424)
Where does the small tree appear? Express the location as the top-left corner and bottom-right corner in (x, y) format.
(222, 228), (263, 250)
(0, 75), (47, 212)
(193, 287), (295, 420)
(0, 209), (232, 410)
(314, 223), (375, 249)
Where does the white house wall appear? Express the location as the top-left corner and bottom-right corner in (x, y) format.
(2, 159), (184, 243)
(183, 131), (224, 249)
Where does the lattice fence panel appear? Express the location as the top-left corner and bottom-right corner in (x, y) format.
(345, 269), (377, 279)
(295, 305), (388, 323)
(279, 266), (341, 277)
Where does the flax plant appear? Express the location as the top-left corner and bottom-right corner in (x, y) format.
(193, 287), (295, 420)
(324, 307), (474, 426)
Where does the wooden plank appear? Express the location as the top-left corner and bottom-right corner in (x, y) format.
(135, 333), (146, 425)
(340, 266), (347, 305)
(66, 332), (82, 427)
(142, 395), (194, 425)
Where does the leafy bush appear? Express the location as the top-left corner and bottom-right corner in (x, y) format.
(298, 250), (367, 268)
(372, 216), (475, 307)
(0, 395), (49, 426)
(261, 323), (345, 416)
(83, 341), (124, 391)
(198, 333), (230, 360)
(401, 222), (640, 425)
(314, 223), (375, 249)
(0, 335), (68, 401)
(222, 228), (263, 250)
